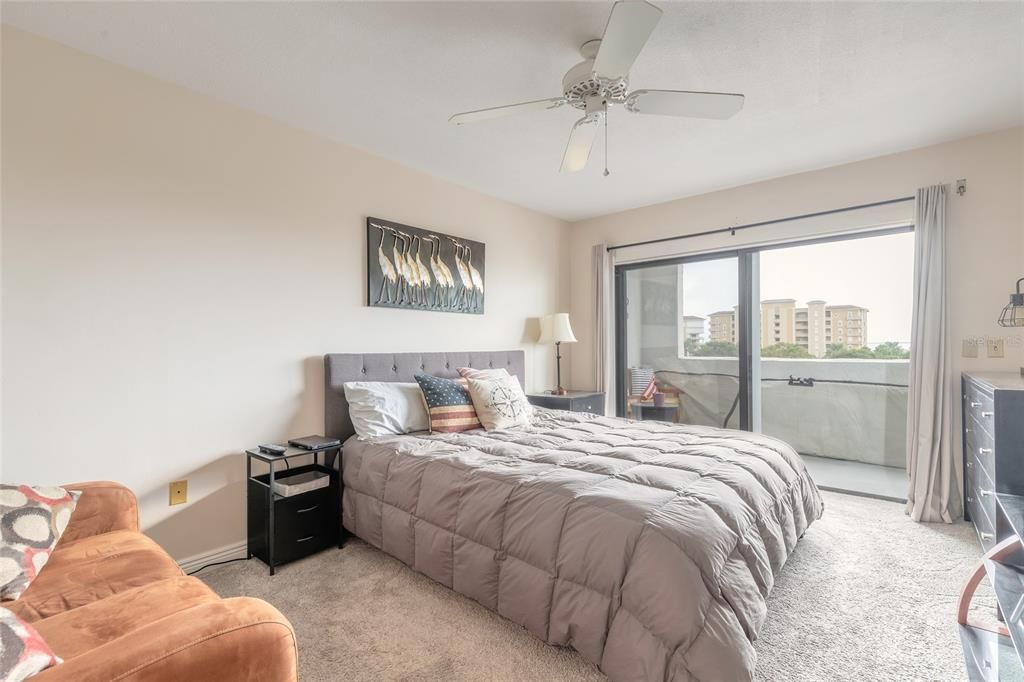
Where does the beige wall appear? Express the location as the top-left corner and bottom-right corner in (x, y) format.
(570, 126), (1024, 486)
(1, 28), (570, 561)
(3, 25), (1021, 556)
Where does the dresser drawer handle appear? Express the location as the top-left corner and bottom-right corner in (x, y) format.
(981, 532), (995, 541)
(296, 535), (315, 543)
(981, 411), (994, 418)
(980, 489), (994, 498)
(297, 505), (320, 514)
(979, 448), (993, 455)
(967, 495), (973, 503)
(970, 401), (982, 408)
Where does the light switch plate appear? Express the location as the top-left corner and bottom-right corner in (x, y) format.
(169, 480), (188, 505)
(963, 338), (978, 358)
(987, 338), (1005, 358)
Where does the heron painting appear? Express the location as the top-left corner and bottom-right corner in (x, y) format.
(366, 217), (485, 314)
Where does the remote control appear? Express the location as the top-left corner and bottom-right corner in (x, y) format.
(258, 443), (288, 456)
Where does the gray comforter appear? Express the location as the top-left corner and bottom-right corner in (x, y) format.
(342, 408), (823, 681)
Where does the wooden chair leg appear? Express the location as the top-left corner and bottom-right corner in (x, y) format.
(958, 535), (1020, 635)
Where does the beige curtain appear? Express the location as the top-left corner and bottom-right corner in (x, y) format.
(906, 185), (961, 523)
(593, 243), (615, 415)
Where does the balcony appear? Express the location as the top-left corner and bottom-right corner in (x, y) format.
(642, 354), (909, 499)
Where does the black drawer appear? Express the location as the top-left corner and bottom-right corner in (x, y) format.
(967, 407), (996, 448)
(965, 423), (996, 483)
(276, 486), (333, 538)
(965, 382), (996, 435)
(569, 393), (604, 414)
(967, 458), (996, 550)
(528, 392), (605, 415)
(273, 527), (333, 565)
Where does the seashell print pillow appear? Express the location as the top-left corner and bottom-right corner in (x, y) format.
(465, 375), (533, 431)
(0, 485), (80, 600)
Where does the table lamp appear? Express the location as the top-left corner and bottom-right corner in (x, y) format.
(538, 313), (577, 395)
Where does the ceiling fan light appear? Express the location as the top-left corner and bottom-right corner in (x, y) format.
(560, 116), (600, 173)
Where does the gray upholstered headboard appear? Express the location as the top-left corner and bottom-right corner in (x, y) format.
(324, 350), (526, 442)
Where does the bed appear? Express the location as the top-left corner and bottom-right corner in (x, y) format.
(325, 351), (824, 682)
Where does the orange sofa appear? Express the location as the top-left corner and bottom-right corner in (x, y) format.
(3, 481), (297, 681)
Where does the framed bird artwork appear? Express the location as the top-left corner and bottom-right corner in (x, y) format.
(366, 217), (485, 314)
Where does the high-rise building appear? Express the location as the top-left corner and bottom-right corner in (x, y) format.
(706, 300), (868, 357)
(799, 300), (828, 358)
(827, 305), (868, 350)
(682, 315), (706, 344)
(708, 309), (737, 344)
(760, 299), (797, 346)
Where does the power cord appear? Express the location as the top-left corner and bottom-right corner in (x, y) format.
(187, 556), (249, 576)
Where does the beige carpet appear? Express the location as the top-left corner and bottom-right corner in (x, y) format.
(200, 491), (989, 681)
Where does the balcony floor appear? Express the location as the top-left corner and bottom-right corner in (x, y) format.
(800, 454), (907, 502)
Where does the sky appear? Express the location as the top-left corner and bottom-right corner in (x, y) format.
(679, 231), (914, 346)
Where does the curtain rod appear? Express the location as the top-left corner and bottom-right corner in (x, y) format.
(605, 195), (916, 252)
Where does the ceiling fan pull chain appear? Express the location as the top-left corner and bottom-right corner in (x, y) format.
(603, 111), (610, 177)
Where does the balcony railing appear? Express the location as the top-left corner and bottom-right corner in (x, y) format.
(637, 354), (909, 469)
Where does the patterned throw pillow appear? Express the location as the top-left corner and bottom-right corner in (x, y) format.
(466, 375), (533, 431)
(0, 485), (80, 600)
(457, 367), (510, 381)
(0, 607), (61, 681)
(414, 374), (482, 433)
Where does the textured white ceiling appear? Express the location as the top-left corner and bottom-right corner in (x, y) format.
(4, 1), (1022, 221)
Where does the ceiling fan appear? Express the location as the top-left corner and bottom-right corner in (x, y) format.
(448, 0), (745, 175)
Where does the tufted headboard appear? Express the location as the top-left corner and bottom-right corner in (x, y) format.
(324, 350), (526, 442)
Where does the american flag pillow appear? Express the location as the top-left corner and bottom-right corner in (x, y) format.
(414, 373), (482, 433)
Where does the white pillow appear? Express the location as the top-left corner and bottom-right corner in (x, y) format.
(466, 375), (533, 431)
(342, 382), (429, 438)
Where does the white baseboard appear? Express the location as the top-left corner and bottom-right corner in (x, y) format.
(177, 540), (247, 574)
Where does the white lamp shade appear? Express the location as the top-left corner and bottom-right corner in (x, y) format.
(538, 313), (577, 344)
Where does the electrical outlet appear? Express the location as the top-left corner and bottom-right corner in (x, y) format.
(169, 480), (188, 506)
(963, 338), (979, 358)
(987, 337), (1005, 358)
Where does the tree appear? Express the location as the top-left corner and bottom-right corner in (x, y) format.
(761, 343), (813, 358)
(683, 337), (701, 357)
(872, 341), (910, 359)
(692, 341), (739, 357)
(823, 342), (872, 358)
(824, 343), (845, 358)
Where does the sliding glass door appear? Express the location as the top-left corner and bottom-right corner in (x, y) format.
(616, 254), (742, 428)
(614, 227), (913, 499)
(756, 230), (913, 498)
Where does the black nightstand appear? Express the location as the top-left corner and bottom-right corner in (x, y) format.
(527, 391), (605, 415)
(246, 444), (345, 575)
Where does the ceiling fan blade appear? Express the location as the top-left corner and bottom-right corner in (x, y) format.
(592, 0), (663, 81)
(560, 115), (600, 173)
(449, 97), (565, 125)
(625, 89), (745, 119)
